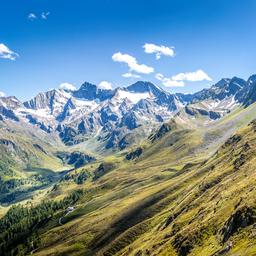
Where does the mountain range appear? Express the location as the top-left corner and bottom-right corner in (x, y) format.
(1, 75), (256, 151)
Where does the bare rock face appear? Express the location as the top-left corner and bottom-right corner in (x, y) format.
(149, 121), (176, 142)
(93, 162), (115, 180)
(172, 233), (194, 256)
(0, 106), (19, 122)
(56, 151), (95, 168)
(220, 206), (256, 243)
(125, 147), (143, 160)
(0, 139), (18, 153)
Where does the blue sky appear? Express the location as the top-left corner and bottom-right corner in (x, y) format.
(1, 0), (256, 100)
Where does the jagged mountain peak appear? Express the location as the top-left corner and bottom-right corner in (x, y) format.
(212, 77), (245, 89)
(247, 74), (256, 84)
(0, 96), (23, 110)
(23, 88), (72, 110)
(207, 76), (245, 92)
(127, 81), (177, 108)
(78, 81), (113, 91)
(76, 81), (96, 92)
(192, 76), (247, 103)
(126, 81), (165, 94)
(73, 81), (115, 101)
(0, 96), (22, 122)
(213, 78), (231, 88)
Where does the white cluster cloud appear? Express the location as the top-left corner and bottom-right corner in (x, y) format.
(172, 69), (212, 82)
(122, 73), (141, 79)
(59, 82), (76, 91)
(41, 12), (50, 20)
(0, 43), (19, 60)
(155, 73), (185, 87)
(28, 13), (37, 20)
(28, 12), (50, 21)
(112, 52), (154, 74)
(0, 91), (6, 97)
(98, 81), (113, 90)
(143, 43), (175, 60)
(155, 69), (212, 87)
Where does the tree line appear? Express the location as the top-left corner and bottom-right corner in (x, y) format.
(0, 189), (84, 256)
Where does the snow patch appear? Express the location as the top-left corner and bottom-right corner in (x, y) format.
(116, 89), (151, 104)
(72, 98), (99, 111)
(17, 108), (52, 118)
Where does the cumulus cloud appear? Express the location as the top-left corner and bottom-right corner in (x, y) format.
(28, 13), (37, 20)
(0, 43), (19, 60)
(98, 81), (113, 90)
(155, 69), (212, 88)
(172, 69), (212, 82)
(41, 12), (50, 20)
(155, 73), (185, 87)
(0, 91), (6, 97)
(112, 52), (154, 74)
(122, 73), (141, 79)
(59, 82), (76, 91)
(143, 43), (175, 60)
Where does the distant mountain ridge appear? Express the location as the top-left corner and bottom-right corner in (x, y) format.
(1, 74), (256, 150)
